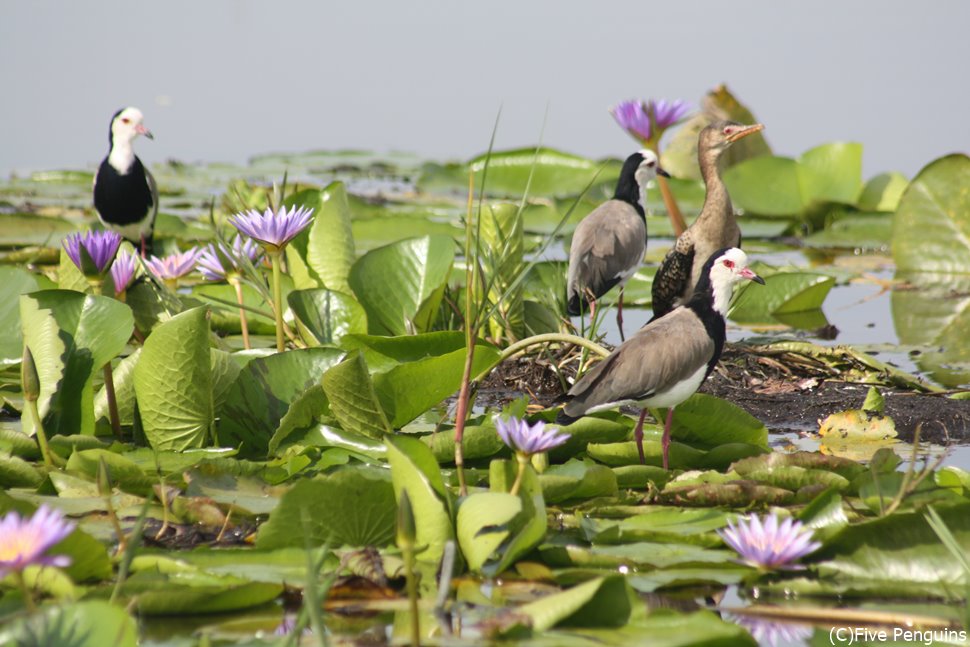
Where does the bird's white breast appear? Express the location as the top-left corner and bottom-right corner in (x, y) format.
(639, 363), (708, 409)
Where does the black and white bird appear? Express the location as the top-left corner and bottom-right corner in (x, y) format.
(566, 149), (669, 340)
(558, 247), (764, 469)
(93, 107), (158, 256)
(650, 121), (763, 319)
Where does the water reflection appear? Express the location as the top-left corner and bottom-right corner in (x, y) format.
(892, 272), (970, 387)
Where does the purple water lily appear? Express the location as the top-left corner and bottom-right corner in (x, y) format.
(197, 235), (262, 281)
(63, 230), (123, 277)
(109, 250), (139, 296)
(0, 505), (74, 579)
(145, 248), (201, 283)
(229, 205), (314, 254)
(718, 513), (821, 570)
(610, 98), (690, 145)
(495, 415), (570, 456)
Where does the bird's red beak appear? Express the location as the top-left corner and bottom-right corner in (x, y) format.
(741, 266), (765, 284)
(727, 123), (764, 143)
(135, 124), (154, 140)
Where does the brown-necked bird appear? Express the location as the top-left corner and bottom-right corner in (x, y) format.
(650, 121), (763, 319)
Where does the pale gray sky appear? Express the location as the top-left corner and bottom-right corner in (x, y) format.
(2, 0), (967, 177)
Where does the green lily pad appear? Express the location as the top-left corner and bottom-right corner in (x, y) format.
(892, 154), (970, 273)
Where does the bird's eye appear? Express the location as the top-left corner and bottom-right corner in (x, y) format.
(723, 126), (735, 136)
(121, 117), (130, 124)
(723, 259), (735, 269)
(646, 160), (655, 167)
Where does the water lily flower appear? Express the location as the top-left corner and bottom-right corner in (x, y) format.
(196, 235), (262, 281)
(229, 205), (314, 254)
(229, 205), (313, 351)
(63, 230), (123, 279)
(495, 415), (570, 457)
(718, 513), (821, 570)
(0, 505), (74, 579)
(145, 248), (200, 286)
(495, 415), (569, 496)
(610, 98), (691, 147)
(109, 250), (139, 297)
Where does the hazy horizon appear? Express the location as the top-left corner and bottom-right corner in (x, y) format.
(2, 1), (968, 179)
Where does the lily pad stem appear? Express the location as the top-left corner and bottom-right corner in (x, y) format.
(13, 571), (36, 613)
(657, 175), (687, 237)
(493, 333), (611, 370)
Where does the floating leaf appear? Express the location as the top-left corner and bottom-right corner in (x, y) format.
(419, 148), (619, 198)
(539, 460), (618, 504)
(348, 235), (455, 336)
(120, 570), (282, 616)
(893, 154), (970, 273)
(818, 409), (897, 442)
(730, 271), (835, 324)
(0, 600), (137, 647)
(514, 575), (632, 632)
(858, 171), (909, 212)
(255, 467), (396, 549)
(20, 290), (133, 438)
(134, 307), (212, 451)
(219, 347), (345, 456)
(321, 350), (392, 438)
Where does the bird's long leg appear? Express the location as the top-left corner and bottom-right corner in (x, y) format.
(588, 299), (597, 329)
(661, 407), (675, 470)
(140, 235), (148, 259)
(617, 288), (625, 341)
(634, 409), (648, 465)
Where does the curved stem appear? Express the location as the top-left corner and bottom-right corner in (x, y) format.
(27, 398), (54, 469)
(657, 175), (687, 237)
(230, 277), (251, 350)
(492, 333), (611, 372)
(102, 363), (122, 439)
(270, 252), (285, 352)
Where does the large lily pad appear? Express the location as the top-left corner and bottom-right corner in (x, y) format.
(892, 154), (970, 273)
(348, 235), (455, 336)
(134, 307), (213, 450)
(20, 290), (133, 438)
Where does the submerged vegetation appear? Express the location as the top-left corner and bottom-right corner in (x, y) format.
(1, 86), (969, 645)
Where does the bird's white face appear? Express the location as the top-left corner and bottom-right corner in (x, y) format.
(633, 149), (660, 187)
(709, 247), (764, 314)
(112, 107), (152, 144)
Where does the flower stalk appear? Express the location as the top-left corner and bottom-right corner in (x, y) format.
(22, 346), (55, 469)
(269, 251), (285, 352)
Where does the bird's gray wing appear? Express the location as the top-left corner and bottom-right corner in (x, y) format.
(566, 201), (645, 313)
(651, 232), (695, 319)
(562, 307), (714, 417)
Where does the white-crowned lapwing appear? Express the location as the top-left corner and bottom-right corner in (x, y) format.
(93, 107), (158, 256)
(566, 149), (669, 340)
(558, 247), (764, 469)
(650, 121), (763, 319)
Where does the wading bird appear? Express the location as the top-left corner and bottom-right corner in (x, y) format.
(93, 107), (158, 256)
(558, 247), (764, 469)
(566, 149), (669, 339)
(651, 121), (763, 319)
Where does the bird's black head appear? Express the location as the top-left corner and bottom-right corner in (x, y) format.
(613, 149), (668, 213)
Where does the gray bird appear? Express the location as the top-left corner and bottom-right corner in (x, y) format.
(651, 121), (763, 319)
(558, 247), (764, 469)
(566, 149), (669, 339)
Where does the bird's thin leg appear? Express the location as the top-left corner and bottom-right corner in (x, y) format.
(140, 235), (148, 259)
(617, 288), (625, 341)
(634, 409), (648, 465)
(588, 299), (597, 328)
(661, 407), (675, 470)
